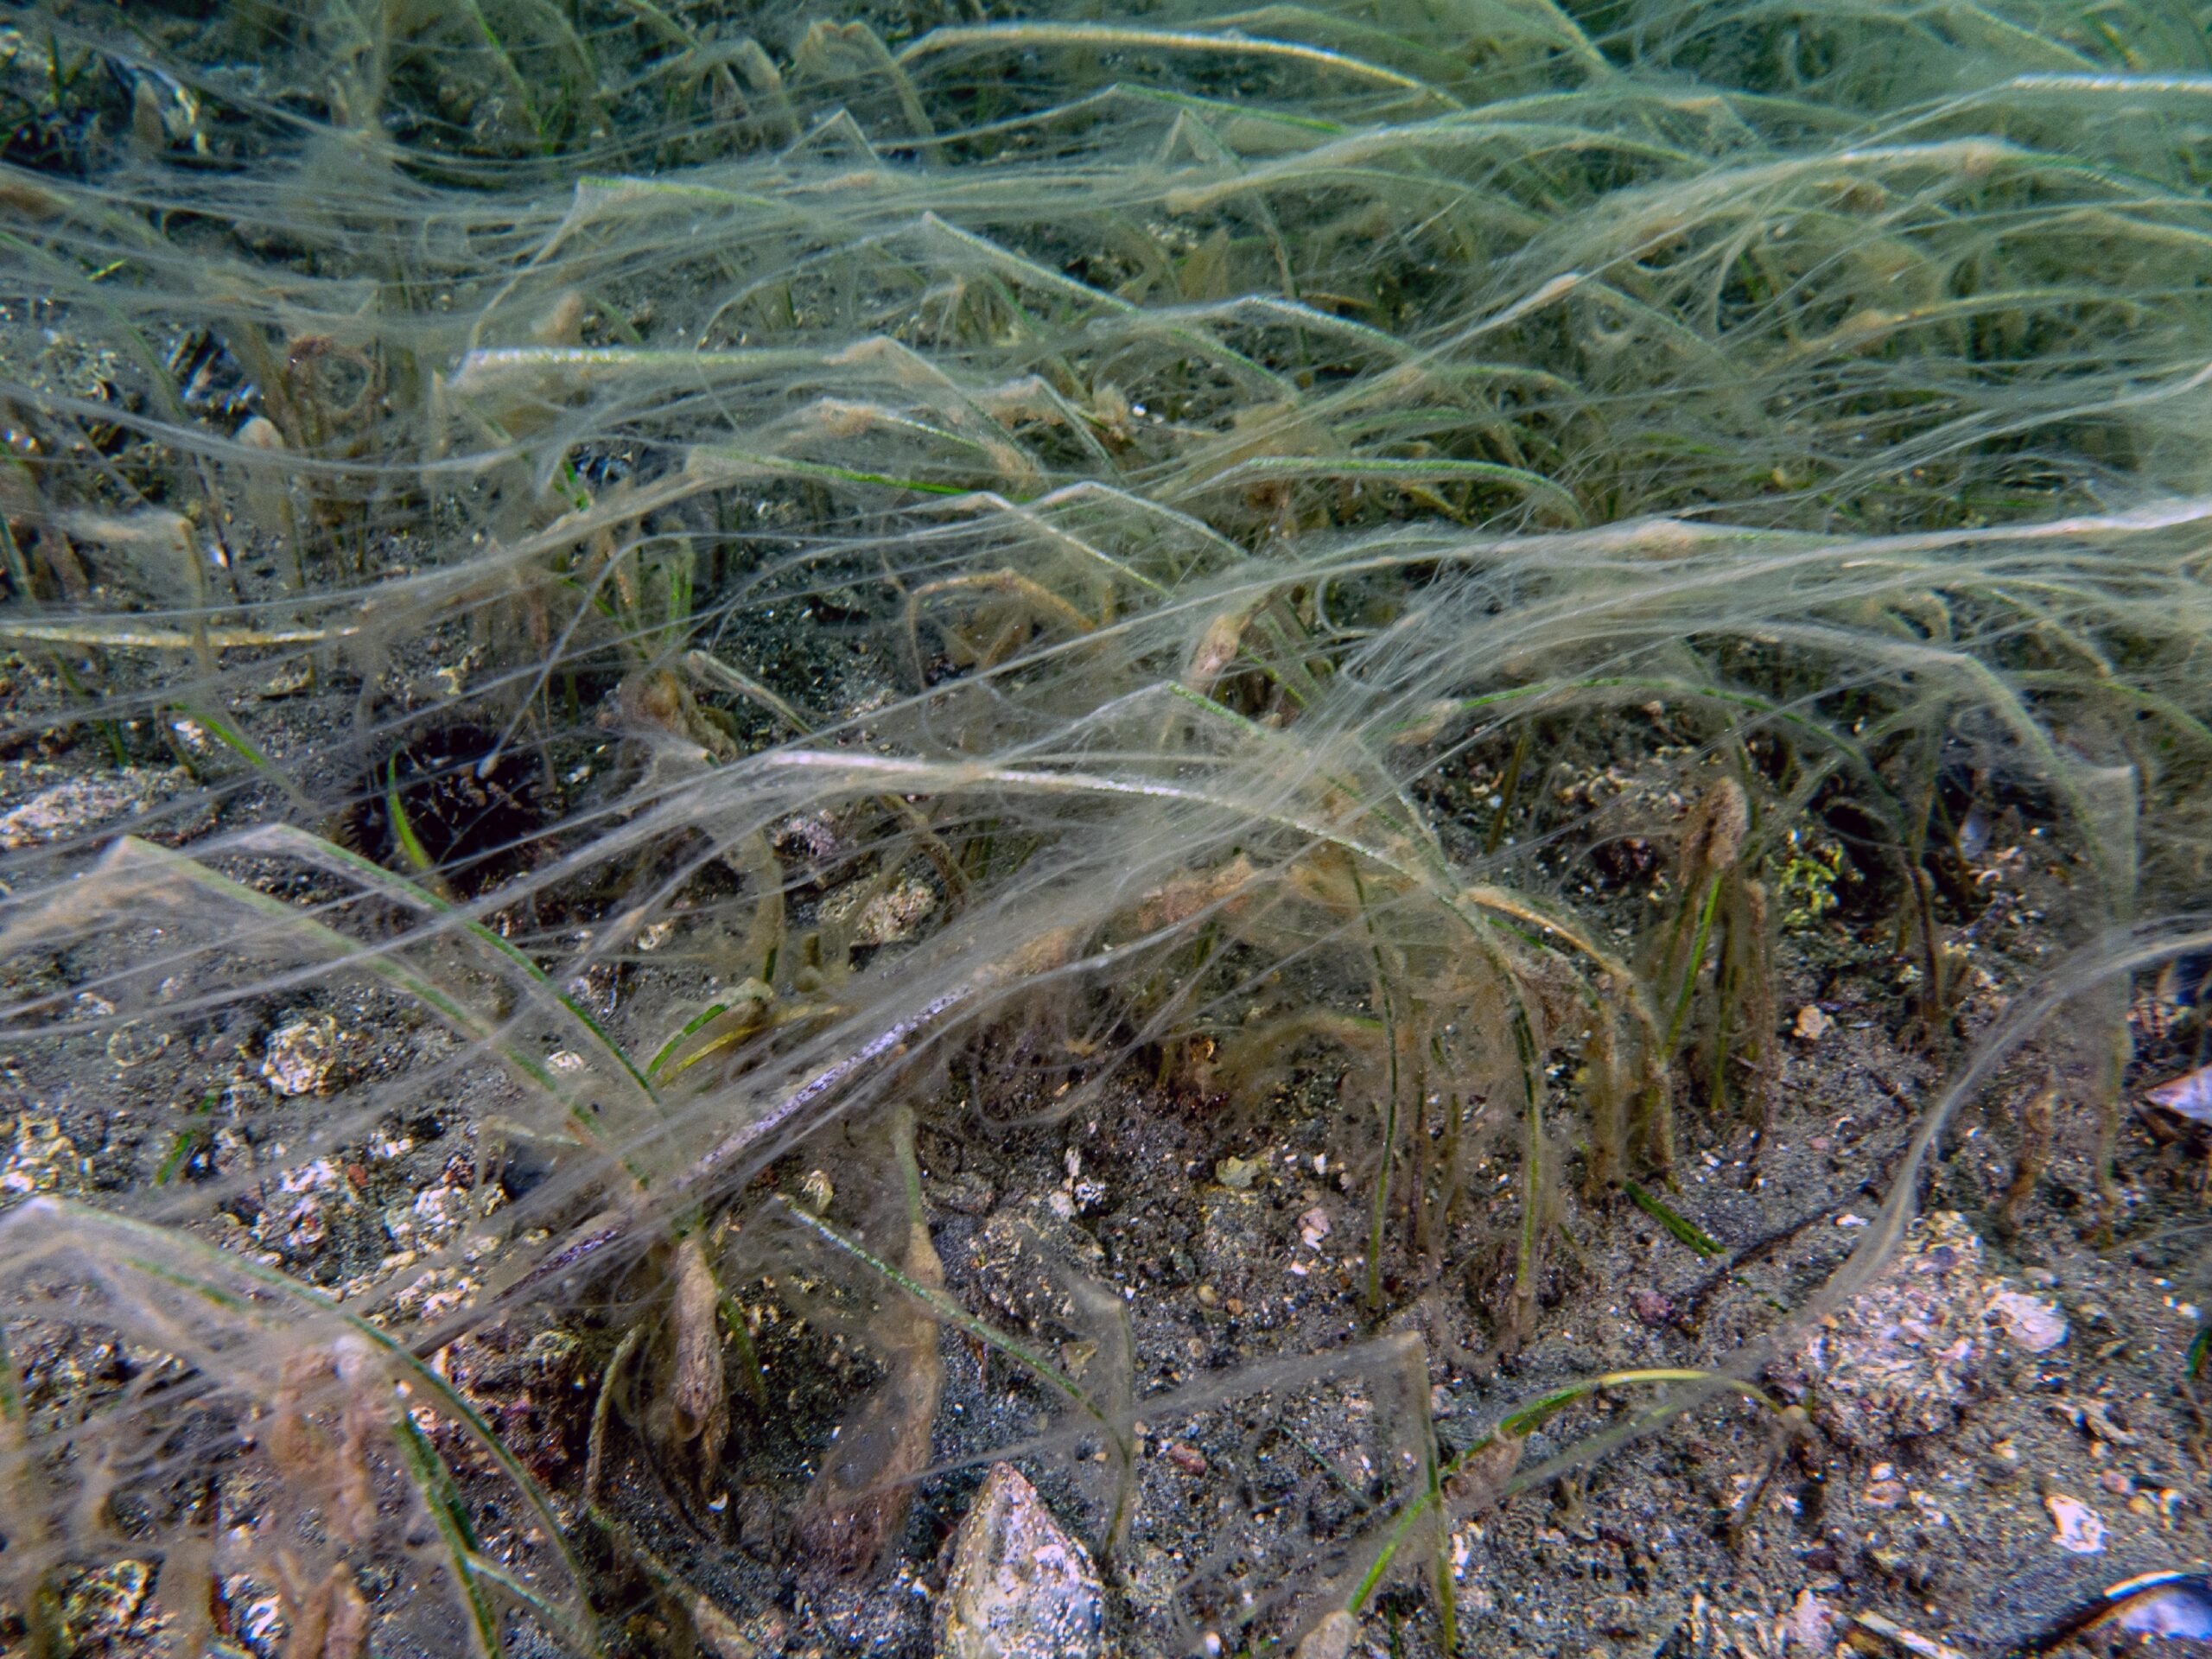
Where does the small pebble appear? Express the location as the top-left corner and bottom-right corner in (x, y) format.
(1215, 1154), (1262, 1191)
(1165, 1443), (1207, 1476)
(1630, 1288), (1675, 1327)
(1294, 1611), (1357, 1659)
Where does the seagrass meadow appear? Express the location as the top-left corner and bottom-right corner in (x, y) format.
(5, 1), (2212, 1655)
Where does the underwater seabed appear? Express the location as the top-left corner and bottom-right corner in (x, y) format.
(4, 1), (2212, 1654)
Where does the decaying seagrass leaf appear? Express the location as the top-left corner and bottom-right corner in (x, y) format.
(266, 1342), (384, 1548)
(794, 1206), (945, 1576)
(652, 1233), (730, 1488)
(1441, 1423), (1524, 1515)
(795, 1111), (948, 1578)
(1687, 776), (1749, 876)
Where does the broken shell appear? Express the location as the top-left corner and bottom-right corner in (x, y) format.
(1215, 1154), (1262, 1191)
(262, 1011), (341, 1096)
(236, 414), (286, 454)
(1847, 1610), (1968, 1659)
(1988, 1288), (2068, 1353)
(2103, 1573), (2212, 1641)
(2047, 1493), (2107, 1554)
(258, 660), (315, 699)
(2145, 1064), (2212, 1122)
(1983, 1567), (2212, 1655)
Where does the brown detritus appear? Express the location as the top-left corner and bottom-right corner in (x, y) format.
(266, 1344), (383, 1549)
(794, 1116), (945, 1579)
(2000, 1079), (2057, 1236)
(1442, 1422), (1523, 1515)
(1680, 775), (1751, 880)
(584, 1326), (644, 1506)
(621, 667), (744, 763)
(652, 1233), (729, 1490)
(1182, 598), (1268, 699)
(689, 1592), (761, 1659)
(276, 1559), (369, 1659)
(1582, 1007), (1633, 1198)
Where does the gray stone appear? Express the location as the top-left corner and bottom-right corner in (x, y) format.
(1295, 1611), (1358, 1659)
(936, 1464), (1103, 1659)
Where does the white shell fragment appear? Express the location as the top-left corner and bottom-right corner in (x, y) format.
(262, 1011), (341, 1096)
(2047, 1493), (2107, 1554)
(2145, 1064), (2212, 1122)
(2113, 1575), (2212, 1639)
(1987, 1288), (2068, 1353)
